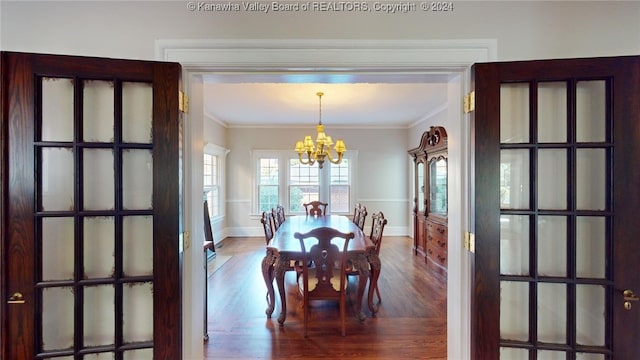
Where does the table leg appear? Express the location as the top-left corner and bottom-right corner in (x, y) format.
(354, 254), (370, 322)
(262, 248), (277, 317)
(274, 256), (289, 325)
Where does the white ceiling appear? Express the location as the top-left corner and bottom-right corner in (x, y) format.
(201, 72), (453, 128)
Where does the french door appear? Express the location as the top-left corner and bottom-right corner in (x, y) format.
(472, 56), (640, 359)
(1, 52), (182, 359)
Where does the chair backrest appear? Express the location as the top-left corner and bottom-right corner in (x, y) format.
(272, 204), (286, 231)
(353, 203), (368, 230)
(295, 227), (354, 299)
(303, 201), (328, 216)
(369, 212), (388, 254)
(260, 211), (275, 245)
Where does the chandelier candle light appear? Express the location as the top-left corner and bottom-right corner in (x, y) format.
(294, 92), (347, 169)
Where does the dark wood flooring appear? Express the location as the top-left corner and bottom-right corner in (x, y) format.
(204, 236), (447, 359)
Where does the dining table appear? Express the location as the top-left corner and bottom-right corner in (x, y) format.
(261, 214), (381, 324)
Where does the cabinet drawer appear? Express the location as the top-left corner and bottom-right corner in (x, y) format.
(428, 222), (447, 240)
(427, 245), (448, 268)
(426, 221), (447, 247)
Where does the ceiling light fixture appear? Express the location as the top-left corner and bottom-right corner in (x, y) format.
(294, 92), (346, 169)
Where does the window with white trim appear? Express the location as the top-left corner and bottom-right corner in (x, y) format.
(254, 150), (356, 215)
(204, 153), (219, 217)
(204, 143), (228, 219)
(258, 157), (279, 212)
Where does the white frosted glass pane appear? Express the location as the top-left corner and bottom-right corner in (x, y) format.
(538, 216), (567, 277)
(83, 80), (114, 142)
(500, 150), (530, 209)
(83, 353), (115, 360)
(123, 349), (153, 359)
(538, 149), (567, 210)
(577, 353), (605, 360)
(538, 283), (566, 343)
(576, 149), (606, 211)
(122, 149), (153, 210)
(123, 283), (153, 342)
(538, 350), (566, 360)
(42, 217), (75, 281)
(501, 83), (529, 143)
(576, 285), (605, 346)
(538, 82), (567, 143)
(83, 285), (115, 346)
(123, 216), (153, 276)
(84, 217), (115, 278)
(500, 348), (528, 360)
(576, 217), (606, 278)
(42, 287), (74, 351)
(42, 77), (74, 142)
(122, 82), (152, 143)
(41, 147), (74, 211)
(576, 81), (606, 142)
(83, 149), (114, 210)
(500, 281), (529, 341)
(500, 215), (529, 275)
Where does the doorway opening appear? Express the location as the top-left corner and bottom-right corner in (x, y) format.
(158, 38), (496, 359)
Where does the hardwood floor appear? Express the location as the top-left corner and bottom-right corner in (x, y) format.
(204, 236), (447, 359)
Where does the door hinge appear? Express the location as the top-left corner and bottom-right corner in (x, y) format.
(463, 91), (475, 114)
(464, 231), (475, 253)
(183, 231), (191, 250)
(179, 91), (189, 114)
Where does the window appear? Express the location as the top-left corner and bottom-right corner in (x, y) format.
(204, 153), (219, 217)
(329, 158), (350, 212)
(204, 143), (229, 219)
(254, 150), (356, 215)
(259, 158), (279, 212)
(289, 159), (320, 212)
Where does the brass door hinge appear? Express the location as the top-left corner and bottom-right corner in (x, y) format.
(179, 91), (189, 114)
(182, 231), (191, 250)
(464, 231), (475, 253)
(463, 91), (475, 114)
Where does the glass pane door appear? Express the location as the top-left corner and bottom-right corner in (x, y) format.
(499, 80), (611, 358)
(37, 76), (155, 358)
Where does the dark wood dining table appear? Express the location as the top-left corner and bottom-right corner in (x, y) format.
(262, 214), (381, 324)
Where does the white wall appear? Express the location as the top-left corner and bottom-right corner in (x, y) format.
(2, 1), (639, 61)
(222, 126), (409, 235)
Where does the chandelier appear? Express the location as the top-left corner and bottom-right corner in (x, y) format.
(294, 92), (346, 169)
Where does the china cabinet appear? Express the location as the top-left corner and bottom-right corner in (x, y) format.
(408, 126), (448, 277)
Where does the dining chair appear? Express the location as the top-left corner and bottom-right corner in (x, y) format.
(302, 201), (328, 216)
(368, 212), (388, 303)
(294, 227), (354, 337)
(260, 211), (275, 245)
(262, 210), (303, 279)
(352, 203), (368, 231)
(272, 204), (286, 231)
(345, 211), (388, 303)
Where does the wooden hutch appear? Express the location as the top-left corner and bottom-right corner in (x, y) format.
(408, 126), (448, 277)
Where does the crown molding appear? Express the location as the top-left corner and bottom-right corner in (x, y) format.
(155, 38), (497, 70)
